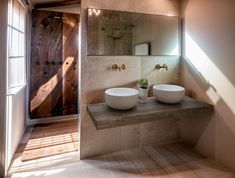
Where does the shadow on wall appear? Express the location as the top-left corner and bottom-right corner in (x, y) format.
(182, 32), (235, 150)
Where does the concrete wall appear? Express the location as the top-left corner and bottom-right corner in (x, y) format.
(181, 0), (235, 171)
(80, 0), (181, 159)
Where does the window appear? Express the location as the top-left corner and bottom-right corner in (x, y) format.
(7, 0), (26, 92)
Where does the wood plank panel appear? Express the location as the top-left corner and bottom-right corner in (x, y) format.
(50, 11), (63, 117)
(21, 120), (79, 161)
(30, 10), (79, 119)
(62, 13), (79, 115)
(34, 0), (80, 9)
(30, 10), (52, 118)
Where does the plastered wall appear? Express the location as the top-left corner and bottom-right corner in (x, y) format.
(181, 0), (235, 171)
(6, 89), (26, 169)
(80, 0), (181, 158)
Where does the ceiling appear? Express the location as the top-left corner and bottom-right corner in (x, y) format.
(30, 0), (65, 5)
(29, 0), (80, 9)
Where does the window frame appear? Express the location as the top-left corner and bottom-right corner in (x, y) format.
(7, 0), (26, 95)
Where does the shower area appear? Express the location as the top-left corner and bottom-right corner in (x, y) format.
(30, 10), (79, 119)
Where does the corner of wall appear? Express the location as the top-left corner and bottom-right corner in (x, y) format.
(180, 0), (235, 171)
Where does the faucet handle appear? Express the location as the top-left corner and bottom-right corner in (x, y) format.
(112, 64), (119, 71)
(156, 64), (161, 70)
(112, 64), (127, 71)
(121, 64), (127, 70)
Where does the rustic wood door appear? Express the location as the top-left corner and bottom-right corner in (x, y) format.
(30, 10), (79, 119)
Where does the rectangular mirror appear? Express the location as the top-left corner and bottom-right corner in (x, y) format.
(87, 9), (181, 56)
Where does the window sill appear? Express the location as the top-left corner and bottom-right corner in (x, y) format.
(7, 85), (26, 96)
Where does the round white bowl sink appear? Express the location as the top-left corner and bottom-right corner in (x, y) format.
(153, 84), (185, 104)
(105, 88), (139, 110)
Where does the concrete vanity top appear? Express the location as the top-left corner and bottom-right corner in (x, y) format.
(87, 96), (213, 130)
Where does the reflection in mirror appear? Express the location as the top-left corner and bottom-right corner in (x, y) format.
(134, 43), (150, 55)
(87, 9), (180, 56)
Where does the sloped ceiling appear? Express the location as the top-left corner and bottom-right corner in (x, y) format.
(29, 0), (80, 14)
(31, 0), (65, 6)
(30, 0), (80, 7)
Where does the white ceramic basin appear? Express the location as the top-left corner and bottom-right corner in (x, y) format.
(105, 88), (139, 110)
(153, 84), (185, 104)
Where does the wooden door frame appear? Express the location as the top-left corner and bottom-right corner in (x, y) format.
(0, 0), (8, 177)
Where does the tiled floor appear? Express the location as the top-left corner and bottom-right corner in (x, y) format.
(7, 142), (235, 178)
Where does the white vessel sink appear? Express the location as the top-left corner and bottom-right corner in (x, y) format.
(105, 88), (139, 110)
(153, 84), (185, 104)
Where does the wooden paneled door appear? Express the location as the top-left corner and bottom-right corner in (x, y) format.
(30, 10), (79, 119)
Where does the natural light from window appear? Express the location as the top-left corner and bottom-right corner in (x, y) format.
(7, 0), (26, 92)
(185, 32), (235, 115)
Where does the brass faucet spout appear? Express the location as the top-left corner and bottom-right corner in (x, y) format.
(163, 64), (168, 71)
(155, 64), (168, 71)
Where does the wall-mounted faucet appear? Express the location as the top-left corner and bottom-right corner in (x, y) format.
(112, 64), (127, 71)
(156, 64), (168, 71)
